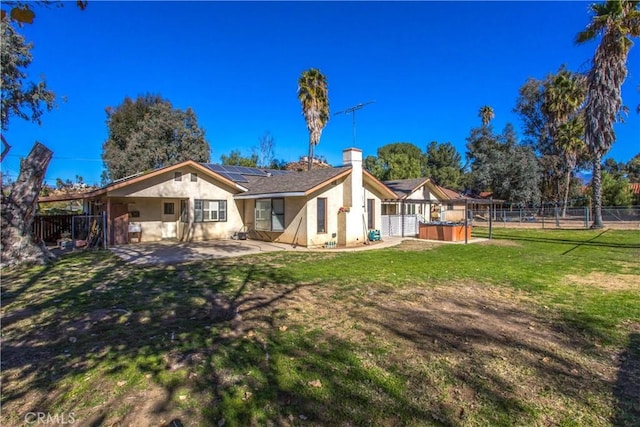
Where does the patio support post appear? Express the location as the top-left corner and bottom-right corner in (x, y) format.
(489, 200), (493, 240)
(106, 198), (111, 246)
(464, 199), (469, 244)
(401, 200), (405, 237)
(103, 211), (108, 249)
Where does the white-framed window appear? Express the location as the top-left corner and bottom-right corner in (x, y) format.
(403, 204), (416, 215)
(255, 198), (285, 231)
(194, 199), (227, 222)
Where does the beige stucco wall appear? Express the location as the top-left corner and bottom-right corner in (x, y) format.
(307, 177), (346, 248)
(241, 197), (307, 246)
(107, 166), (244, 242)
(239, 170), (384, 248)
(363, 187), (383, 231)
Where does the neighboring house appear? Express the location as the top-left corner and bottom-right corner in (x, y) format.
(631, 182), (640, 205)
(38, 148), (396, 248)
(380, 178), (467, 237)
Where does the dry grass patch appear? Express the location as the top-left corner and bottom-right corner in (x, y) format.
(563, 272), (640, 291)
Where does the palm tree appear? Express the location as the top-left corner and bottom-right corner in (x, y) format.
(297, 68), (329, 171)
(542, 67), (587, 216)
(478, 105), (495, 127)
(556, 116), (586, 216)
(576, 0), (640, 228)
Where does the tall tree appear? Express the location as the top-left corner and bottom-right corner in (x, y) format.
(423, 141), (463, 190)
(101, 95), (210, 182)
(366, 143), (424, 181)
(478, 105), (495, 127)
(625, 153), (640, 181)
(466, 123), (541, 206)
(542, 66), (587, 216)
(220, 150), (258, 167)
(364, 155), (386, 180)
(0, 16), (55, 135)
(1, 2), (87, 266)
(576, 0), (640, 228)
(599, 171), (634, 206)
(297, 68), (329, 171)
(1, 1), (87, 26)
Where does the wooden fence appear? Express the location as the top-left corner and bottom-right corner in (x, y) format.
(32, 214), (75, 244)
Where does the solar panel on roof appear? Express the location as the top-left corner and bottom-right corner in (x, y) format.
(227, 172), (249, 183)
(206, 164), (225, 172)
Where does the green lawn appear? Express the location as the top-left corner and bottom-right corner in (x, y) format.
(1, 229), (639, 426)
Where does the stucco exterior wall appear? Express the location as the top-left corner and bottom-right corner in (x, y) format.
(307, 177), (346, 248)
(406, 185), (439, 202)
(241, 197), (308, 246)
(363, 187), (383, 231)
(107, 166), (244, 242)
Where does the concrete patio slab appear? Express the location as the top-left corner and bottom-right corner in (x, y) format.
(109, 237), (406, 266)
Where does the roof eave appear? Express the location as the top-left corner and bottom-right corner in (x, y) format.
(234, 192), (307, 200)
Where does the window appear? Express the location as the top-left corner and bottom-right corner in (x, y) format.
(191, 173), (198, 182)
(194, 200), (227, 222)
(255, 200), (271, 231)
(174, 172), (182, 181)
(255, 198), (285, 231)
(367, 199), (375, 229)
(164, 202), (175, 215)
(403, 204), (416, 215)
(317, 198), (327, 233)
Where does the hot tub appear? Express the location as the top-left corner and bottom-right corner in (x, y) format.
(418, 222), (471, 242)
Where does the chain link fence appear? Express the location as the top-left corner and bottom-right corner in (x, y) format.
(471, 206), (640, 230)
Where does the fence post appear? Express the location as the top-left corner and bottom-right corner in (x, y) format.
(584, 206), (588, 229)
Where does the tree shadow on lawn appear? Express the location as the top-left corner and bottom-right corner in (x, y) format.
(614, 332), (640, 426)
(1, 250), (636, 426)
(0, 251), (315, 425)
(1, 251), (437, 426)
(353, 289), (625, 425)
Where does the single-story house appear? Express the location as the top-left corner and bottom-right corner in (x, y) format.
(382, 178), (467, 221)
(38, 148), (397, 248)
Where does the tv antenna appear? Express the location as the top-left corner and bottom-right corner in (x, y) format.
(334, 100), (375, 146)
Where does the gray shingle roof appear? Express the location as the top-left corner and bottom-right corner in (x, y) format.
(383, 178), (429, 198)
(238, 166), (352, 196)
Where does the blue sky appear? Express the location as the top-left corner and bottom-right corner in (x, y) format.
(2, 1), (639, 186)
